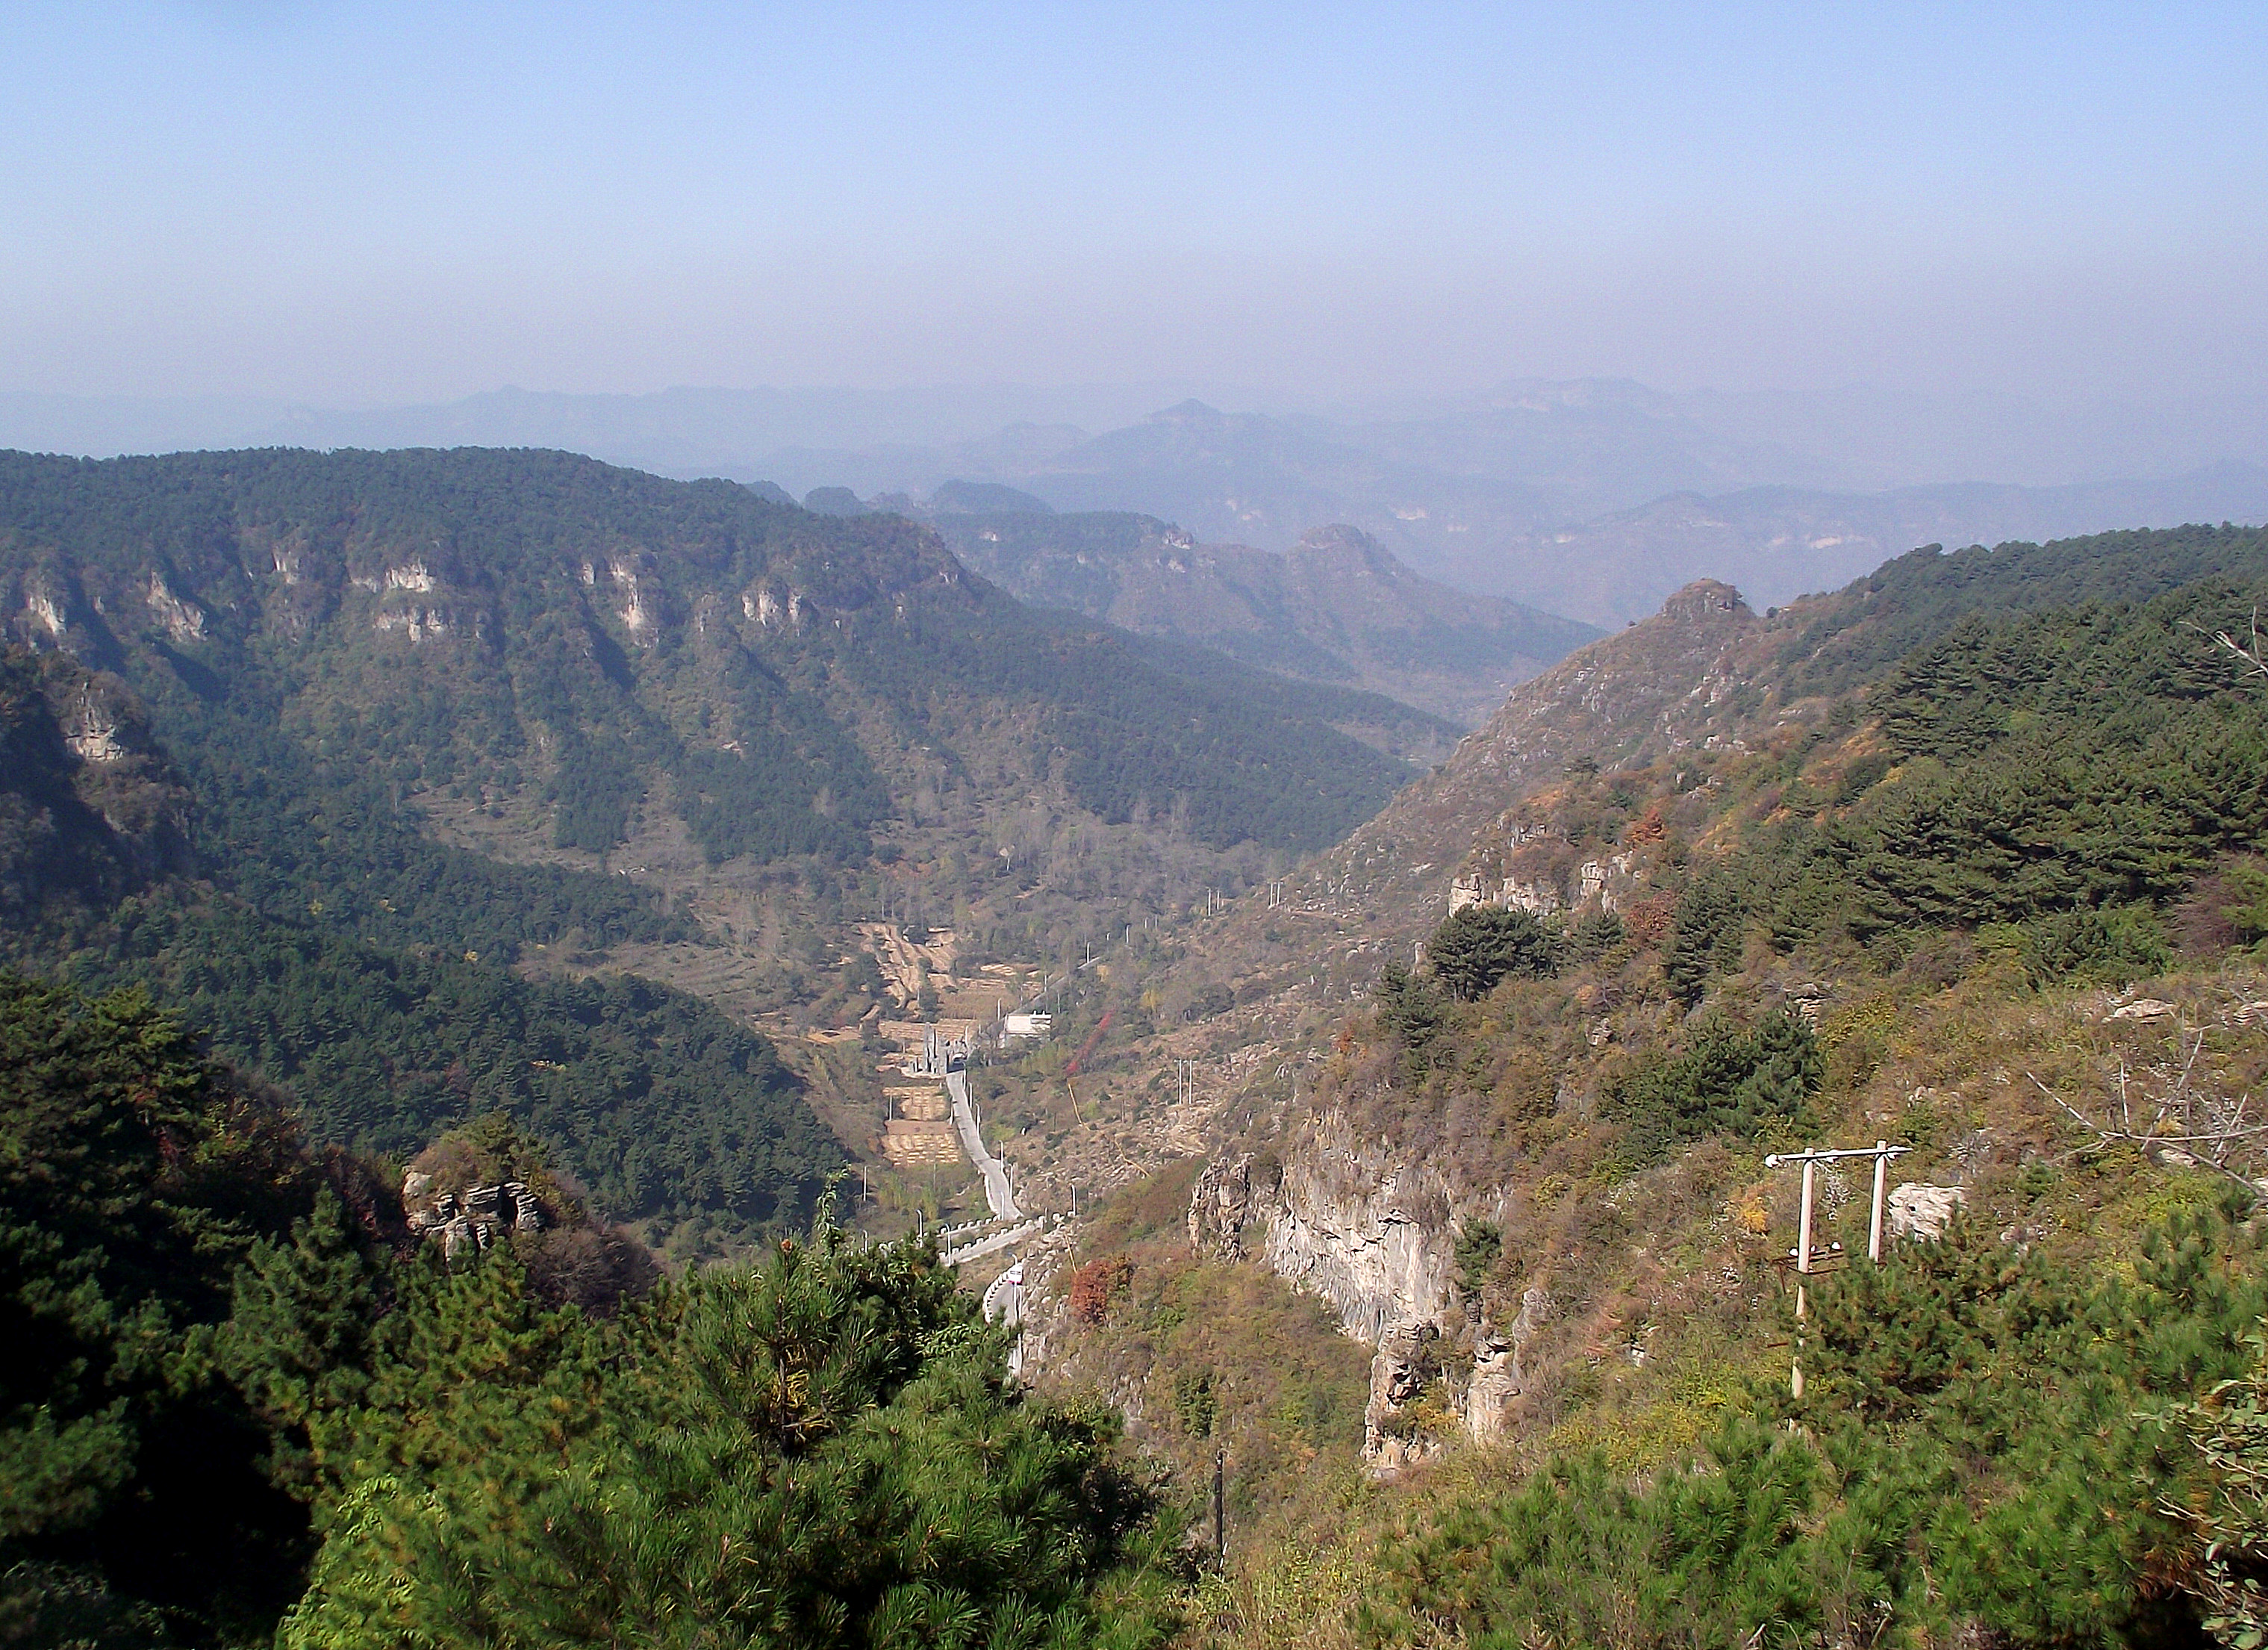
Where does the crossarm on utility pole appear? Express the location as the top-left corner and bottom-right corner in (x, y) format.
(1763, 1142), (1911, 1400)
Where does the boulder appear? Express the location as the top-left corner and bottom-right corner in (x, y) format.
(2107, 997), (2177, 1022)
(1887, 1183), (1966, 1242)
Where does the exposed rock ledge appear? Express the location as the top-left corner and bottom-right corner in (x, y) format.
(1190, 1112), (1539, 1468)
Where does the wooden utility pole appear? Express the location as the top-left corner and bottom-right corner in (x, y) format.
(1763, 1142), (1910, 1399)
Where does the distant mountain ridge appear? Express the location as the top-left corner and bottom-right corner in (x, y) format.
(1442, 461), (2268, 625)
(6, 379), (2267, 628)
(924, 510), (1600, 726)
(965, 400), (2268, 624)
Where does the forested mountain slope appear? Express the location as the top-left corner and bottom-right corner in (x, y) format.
(0, 644), (835, 1245)
(980, 519), (2268, 1648)
(0, 446), (1439, 862)
(1315, 521), (2268, 947)
(0, 446), (1455, 1248)
(0, 974), (1178, 1649)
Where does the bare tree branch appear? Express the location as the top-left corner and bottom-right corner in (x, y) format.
(2031, 1009), (2267, 1189)
(2187, 608), (2268, 685)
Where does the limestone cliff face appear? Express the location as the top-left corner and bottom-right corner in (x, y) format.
(0, 648), (193, 921)
(1256, 1112), (1460, 1346)
(1191, 1115), (1461, 1345)
(1191, 1111), (1538, 1469)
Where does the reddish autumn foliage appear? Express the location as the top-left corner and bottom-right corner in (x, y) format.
(1621, 894), (1676, 950)
(1067, 1256), (1135, 1324)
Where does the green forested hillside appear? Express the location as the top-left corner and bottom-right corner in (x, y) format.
(148, 666), (688, 963)
(0, 644), (836, 1242)
(1012, 526), (2268, 1650)
(94, 898), (830, 1231)
(1666, 576), (2268, 997)
(0, 975), (1177, 1649)
(0, 446), (1456, 1246)
(1775, 520), (2268, 694)
(0, 446), (1437, 859)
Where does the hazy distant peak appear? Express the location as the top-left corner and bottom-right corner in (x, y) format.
(1657, 578), (1751, 623)
(1290, 521), (1371, 548)
(927, 479), (1054, 515)
(1287, 522), (1397, 570)
(1152, 399), (1224, 422)
(801, 485), (867, 516)
(1481, 377), (1680, 417)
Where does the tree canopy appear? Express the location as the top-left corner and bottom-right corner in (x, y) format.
(1427, 905), (1563, 1001)
(0, 972), (1181, 1649)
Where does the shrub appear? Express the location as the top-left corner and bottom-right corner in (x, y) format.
(2016, 903), (2172, 986)
(1170, 1372), (1218, 1439)
(1567, 909), (1626, 963)
(1621, 894), (1676, 950)
(1068, 1256), (1135, 1324)
(1454, 1219), (1503, 1296)
(1376, 962), (1449, 1077)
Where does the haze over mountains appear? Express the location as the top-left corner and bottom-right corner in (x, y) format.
(921, 511), (1599, 728)
(9, 379), (2267, 627)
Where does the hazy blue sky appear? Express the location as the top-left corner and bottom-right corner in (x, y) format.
(4, 2), (2262, 405)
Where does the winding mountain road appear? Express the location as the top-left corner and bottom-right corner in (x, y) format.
(982, 1261), (1024, 1325)
(944, 1218), (1044, 1267)
(947, 1065), (1020, 1221)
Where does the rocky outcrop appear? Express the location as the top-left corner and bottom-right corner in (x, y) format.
(4, 564), (118, 661)
(57, 678), (129, 765)
(143, 573), (206, 644)
(1187, 1153), (1253, 1260)
(1365, 1321), (1451, 1472)
(606, 555), (656, 638)
(743, 580), (808, 629)
(1191, 1110), (1532, 1468)
(403, 1169), (546, 1258)
(373, 605), (463, 642)
(1887, 1183), (1966, 1241)
(1257, 1113), (1459, 1346)
(1467, 1286), (1553, 1445)
(0, 649), (193, 919)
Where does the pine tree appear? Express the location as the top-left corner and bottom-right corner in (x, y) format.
(1427, 906), (1561, 1002)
